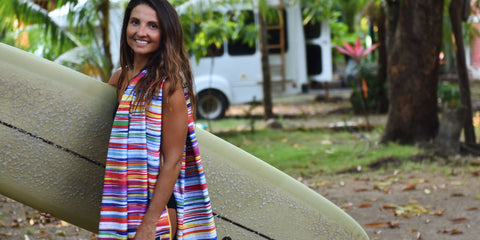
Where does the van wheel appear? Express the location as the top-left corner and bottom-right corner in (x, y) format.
(197, 90), (228, 120)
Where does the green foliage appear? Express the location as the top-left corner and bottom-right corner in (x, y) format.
(0, 0), (78, 60)
(349, 62), (386, 113)
(178, 0), (338, 61)
(216, 127), (421, 176)
(329, 18), (358, 47)
(438, 82), (460, 107)
(0, 0), (114, 82)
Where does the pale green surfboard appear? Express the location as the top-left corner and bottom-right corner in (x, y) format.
(0, 43), (368, 239)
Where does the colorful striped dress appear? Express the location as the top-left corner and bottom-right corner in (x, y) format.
(98, 70), (217, 240)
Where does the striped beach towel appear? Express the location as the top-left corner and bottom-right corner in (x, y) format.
(98, 70), (217, 240)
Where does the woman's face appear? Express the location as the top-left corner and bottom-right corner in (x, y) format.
(126, 4), (161, 59)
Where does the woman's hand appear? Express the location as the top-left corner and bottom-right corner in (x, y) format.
(134, 219), (157, 240)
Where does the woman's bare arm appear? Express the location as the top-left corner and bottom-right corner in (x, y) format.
(134, 80), (188, 239)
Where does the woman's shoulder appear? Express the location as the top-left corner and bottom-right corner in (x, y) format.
(108, 68), (123, 88)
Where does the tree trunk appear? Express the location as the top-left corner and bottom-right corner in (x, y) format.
(99, 0), (113, 82)
(375, 5), (388, 113)
(385, 0), (400, 50)
(258, 10), (274, 119)
(449, 0), (476, 144)
(381, 0), (444, 144)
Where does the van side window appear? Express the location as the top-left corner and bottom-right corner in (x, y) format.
(304, 20), (321, 40)
(304, 20), (323, 75)
(266, 8), (288, 54)
(227, 10), (256, 56)
(306, 44), (322, 75)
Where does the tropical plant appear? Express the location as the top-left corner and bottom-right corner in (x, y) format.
(0, 0), (116, 82)
(438, 81), (460, 108)
(0, 0), (78, 60)
(336, 38), (379, 127)
(335, 38), (379, 64)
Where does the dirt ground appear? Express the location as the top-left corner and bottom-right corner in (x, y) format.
(1, 88), (480, 239)
(1, 168), (479, 240)
(306, 168), (480, 240)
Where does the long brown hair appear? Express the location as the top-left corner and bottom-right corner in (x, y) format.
(117, 0), (195, 111)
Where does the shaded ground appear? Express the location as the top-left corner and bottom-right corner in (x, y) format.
(2, 168), (479, 240)
(0, 197), (95, 239)
(306, 168), (480, 240)
(2, 87), (480, 239)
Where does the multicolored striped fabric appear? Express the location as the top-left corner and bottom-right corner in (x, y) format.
(98, 70), (216, 240)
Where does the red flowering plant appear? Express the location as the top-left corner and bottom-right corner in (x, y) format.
(336, 38), (379, 65)
(336, 38), (379, 127)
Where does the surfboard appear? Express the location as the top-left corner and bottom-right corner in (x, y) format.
(0, 42), (368, 239)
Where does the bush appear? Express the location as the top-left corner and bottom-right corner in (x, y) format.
(349, 62), (387, 114)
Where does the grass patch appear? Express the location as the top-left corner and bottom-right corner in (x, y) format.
(216, 127), (422, 177)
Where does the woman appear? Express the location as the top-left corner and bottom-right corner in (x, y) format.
(98, 1), (216, 239)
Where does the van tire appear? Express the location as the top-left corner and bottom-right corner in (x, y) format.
(197, 90), (228, 120)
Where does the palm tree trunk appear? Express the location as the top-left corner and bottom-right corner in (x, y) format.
(449, 0), (476, 144)
(99, 0), (113, 82)
(375, 4), (388, 113)
(258, 10), (274, 119)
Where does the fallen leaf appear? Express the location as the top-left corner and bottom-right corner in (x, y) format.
(472, 171), (479, 177)
(450, 229), (463, 235)
(10, 219), (21, 228)
(450, 217), (468, 223)
(475, 195), (480, 200)
(355, 188), (369, 192)
(382, 204), (397, 210)
(413, 178), (427, 184)
(466, 206), (478, 211)
(340, 203), (353, 210)
(409, 228), (418, 232)
(393, 209), (404, 216)
(387, 221), (401, 228)
(408, 200), (418, 204)
(433, 209), (446, 216)
(382, 204), (398, 210)
(438, 229), (463, 235)
(451, 193), (465, 197)
(36, 231), (48, 237)
(416, 232), (422, 239)
(365, 222), (387, 228)
(373, 184), (393, 194)
(358, 203), (372, 208)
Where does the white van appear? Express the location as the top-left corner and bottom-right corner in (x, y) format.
(191, 2), (333, 119)
(50, 1), (332, 120)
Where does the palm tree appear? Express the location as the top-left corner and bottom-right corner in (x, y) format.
(0, 0), (78, 60)
(0, 0), (115, 82)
